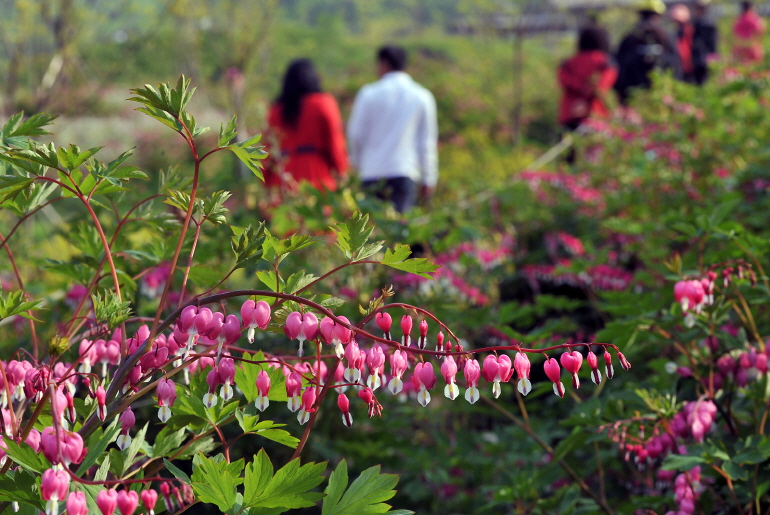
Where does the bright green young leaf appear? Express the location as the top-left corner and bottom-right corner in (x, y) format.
(0, 290), (43, 322)
(91, 289), (132, 328)
(191, 454), (244, 512)
(243, 449), (326, 511)
(56, 144), (102, 171)
(322, 459), (412, 515)
(381, 244), (440, 279)
(7, 142), (60, 169)
(228, 134), (267, 180)
(331, 211), (375, 260)
(219, 114), (238, 147)
(232, 223), (267, 270)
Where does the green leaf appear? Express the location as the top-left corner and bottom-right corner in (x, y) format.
(232, 223), (267, 270)
(7, 143), (59, 169)
(331, 211), (375, 260)
(252, 421), (299, 449)
(92, 289), (133, 328)
(152, 427), (187, 458)
(381, 244), (440, 279)
(723, 461), (749, 481)
(0, 290), (43, 322)
(1, 112), (56, 141)
(95, 454), (111, 481)
(219, 115), (238, 147)
(660, 454), (706, 471)
(0, 469), (44, 509)
(243, 450), (326, 511)
(191, 453), (244, 512)
(322, 459), (411, 515)
(229, 134), (268, 180)
(284, 271), (317, 295)
(56, 144), (102, 171)
(123, 422), (149, 474)
(164, 458), (192, 484)
(0, 175), (35, 204)
(77, 418), (120, 475)
(2, 439), (50, 474)
(355, 242), (384, 262)
(201, 190), (231, 225)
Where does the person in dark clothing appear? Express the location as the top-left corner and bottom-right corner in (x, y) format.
(691, 0), (718, 85)
(614, 0), (682, 105)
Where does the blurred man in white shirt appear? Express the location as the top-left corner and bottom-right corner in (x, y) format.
(347, 45), (438, 213)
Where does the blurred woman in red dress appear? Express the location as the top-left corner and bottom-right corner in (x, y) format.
(733, 1), (766, 64)
(266, 59), (348, 191)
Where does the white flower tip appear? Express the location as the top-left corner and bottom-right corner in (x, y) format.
(465, 386), (479, 404)
(202, 393), (218, 409)
(158, 406), (172, 423)
(553, 382), (565, 398)
(417, 389), (431, 407)
(342, 413), (353, 428)
(444, 383), (459, 400)
(116, 434), (132, 451)
(388, 377), (403, 395)
(255, 396), (269, 412)
(287, 396), (301, 412)
(591, 370), (602, 385)
(517, 378), (532, 396)
(297, 409), (310, 425)
(220, 384), (234, 401)
(492, 381), (501, 398)
(247, 327), (255, 343)
(335, 342), (344, 359)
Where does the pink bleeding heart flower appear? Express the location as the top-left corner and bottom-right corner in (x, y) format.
(97, 488), (118, 515)
(117, 490), (139, 515)
(285, 371), (303, 412)
(41, 467), (70, 503)
(320, 316), (352, 358)
(284, 311), (319, 357)
(400, 315), (413, 347)
(417, 319), (429, 349)
(366, 346), (386, 390)
(587, 351), (602, 384)
(241, 300), (271, 343)
(255, 370), (271, 412)
(141, 489), (158, 515)
(482, 354), (513, 398)
(117, 407), (136, 451)
(604, 352), (614, 379)
(343, 341), (364, 383)
(560, 351), (583, 389)
(441, 356), (459, 400)
(375, 312), (392, 340)
(297, 387), (317, 425)
(387, 350), (409, 395)
(67, 491), (88, 515)
(156, 378), (177, 423)
(435, 330), (445, 352)
(412, 362), (436, 407)
(544, 358), (565, 397)
(358, 387), (379, 417)
(464, 359), (481, 404)
(338, 393), (352, 427)
(514, 352), (532, 395)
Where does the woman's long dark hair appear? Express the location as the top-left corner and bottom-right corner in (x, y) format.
(275, 58), (322, 128)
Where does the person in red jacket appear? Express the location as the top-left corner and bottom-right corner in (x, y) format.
(266, 59), (348, 192)
(558, 25), (618, 131)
